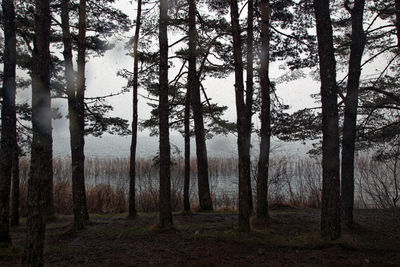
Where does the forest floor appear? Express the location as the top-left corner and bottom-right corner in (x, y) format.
(1, 208), (400, 266)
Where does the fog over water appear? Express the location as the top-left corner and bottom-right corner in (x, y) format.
(53, 127), (310, 158)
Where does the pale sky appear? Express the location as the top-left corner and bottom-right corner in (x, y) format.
(48, 0), (321, 158)
(13, 1), (323, 158)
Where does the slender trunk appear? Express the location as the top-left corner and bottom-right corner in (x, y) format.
(62, 0), (87, 231)
(246, 0), (254, 214)
(129, 0), (142, 219)
(23, 0), (52, 264)
(159, 0), (173, 228)
(73, 0), (89, 230)
(230, 0), (250, 232)
(184, 70), (191, 212)
(313, 0), (341, 240)
(0, 0), (17, 245)
(10, 147), (20, 227)
(341, 0), (365, 227)
(189, 0), (213, 211)
(256, 0), (271, 220)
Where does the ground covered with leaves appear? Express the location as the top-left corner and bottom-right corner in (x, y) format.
(1, 208), (399, 266)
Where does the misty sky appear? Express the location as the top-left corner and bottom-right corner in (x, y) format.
(17, 1), (323, 158)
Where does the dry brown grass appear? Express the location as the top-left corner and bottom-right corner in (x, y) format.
(16, 155), (399, 216)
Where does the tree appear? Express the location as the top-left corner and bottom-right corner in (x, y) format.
(189, 0), (213, 211)
(246, 0), (255, 213)
(60, 0), (88, 230)
(0, 0), (17, 246)
(341, 0), (366, 227)
(128, 0), (143, 219)
(184, 0), (193, 213)
(313, 0), (341, 240)
(23, 0), (52, 264)
(159, 0), (173, 228)
(229, 0), (251, 232)
(183, 85), (191, 212)
(10, 145), (20, 227)
(256, 0), (271, 221)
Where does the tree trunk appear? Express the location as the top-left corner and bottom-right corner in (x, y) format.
(129, 0), (142, 219)
(23, 0), (52, 264)
(159, 0), (173, 228)
(256, 0), (271, 221)
(0, 0), (17, 246)
(246, 0), (254, 214)
(313, 0), (341, 240)
(10, 147), (20, 227)
(341, 0), (365, 227)
(184, 63), (191, 212)
(230, 0), (251, 232)
(74, 0), (89, 230)
(189, 0), (213, 211)
(62, 0), (88, 231)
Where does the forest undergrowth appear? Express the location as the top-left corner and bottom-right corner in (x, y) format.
(1, 209), (399, 266)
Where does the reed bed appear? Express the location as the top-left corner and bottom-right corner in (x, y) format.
(16, 155), (399, 216)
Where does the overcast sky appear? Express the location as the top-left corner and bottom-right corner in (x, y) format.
(20, 1), (323, 158)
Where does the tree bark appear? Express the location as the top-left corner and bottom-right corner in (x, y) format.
(73, 0), (89, 230)
(184, 44), (191, 213)
(230, 0), (251, 232)
(129, 0), (142, 219)
(256, 0), (271, 221)
(23, 0), (52, 264)
(0, 0), (17, 246)
(10, 147), (20, 227)
(246, 0), (254, 214)
(62, 0), (88, 231)
(159, 0), (173, 228)
(189, 0), (213, 211)
(184, 86), (191, 212)
(341, 0), (365, 227)
(313, 0), (341, 240)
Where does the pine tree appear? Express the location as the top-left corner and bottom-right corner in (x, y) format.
(159, 0), (173, 228)
(313, 0), (341, 240)
(341, 0), (366, 227)
(23, 0), (52, 264)
(128, 0), (143, 219)
(229, 0), (251, 232)
(0, 0), (17, 246)
(189, 0), (213, 211)
(256, 0), (272, 221)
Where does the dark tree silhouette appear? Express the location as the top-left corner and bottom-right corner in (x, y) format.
(60, 0), (89, 231)
(256, 0), (271, 221)
(0, 0), (17, 245)
(23, 0), (52, 264)
(313, 0), (341, 240)
(184, 0), (194, 213)
(159, 0), (173, 228)
(229, 0), (251, 232)
(128, 0), (143, 219)
(10, 146), (20, 227)
(189, 0), (213, 211)
(341, 0), (366, 227)
(246, 0), (255, 213)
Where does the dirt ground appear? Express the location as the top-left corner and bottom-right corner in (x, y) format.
(1, 208), (400, 266)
